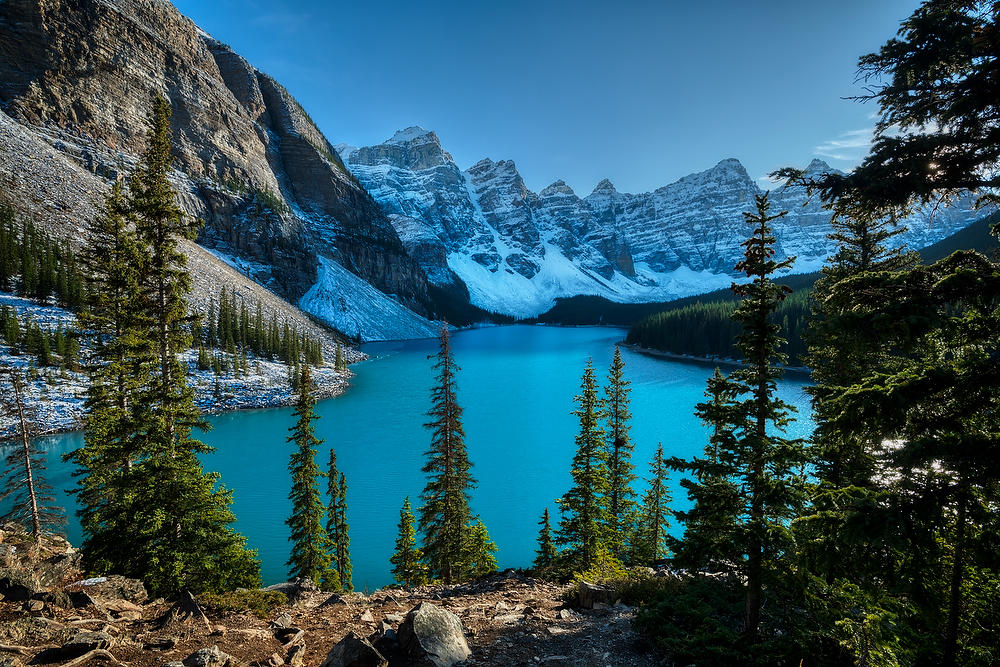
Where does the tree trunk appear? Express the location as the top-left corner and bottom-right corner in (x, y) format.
(11, 372), (42, 547)
(942, 492), (966, 667)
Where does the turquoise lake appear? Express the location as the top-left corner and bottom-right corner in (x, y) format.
(13, 325), (813, 591)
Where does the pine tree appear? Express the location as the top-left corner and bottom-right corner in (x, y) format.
(533, 508), (557, 571)
(633, 443), (671, 564)
(1, 369), (63, 545)
(728, 193), (807, 639)
(69, 179), (154, 576)
(603, 346), (636, 560)
(419, 325), (476, 584)
(335, 343), (344, 371)
(462, 517), (498, 579)
(286, 366), (334, 585)
(556, 358), (608, 569)
(671, 369), (743, 572)
(72, 95), (260, 596)
(391, 497), (429, 587)
(326, 449), (352, 592)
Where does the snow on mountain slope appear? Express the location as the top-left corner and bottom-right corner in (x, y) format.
(340, 127), (985, 318)
(300, 256), (441, 342)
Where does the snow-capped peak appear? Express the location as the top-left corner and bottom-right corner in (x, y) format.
(591, 178), (616, 194)
(388, 126), (439, 145)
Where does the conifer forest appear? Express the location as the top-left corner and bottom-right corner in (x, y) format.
(1, 1), (999, 665)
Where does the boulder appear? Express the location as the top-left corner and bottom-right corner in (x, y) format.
(576, 581), (616, 609)
(70, 575), (148, 603)
(397, 602), (471, 667)
(0, 568), (42, 601)
(61, 630), (112, 658)
(182, 645), (240, 667)
(265, 577), (318, 605)
(320, 631), (387, 667)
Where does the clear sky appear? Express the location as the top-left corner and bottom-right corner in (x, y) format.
(172, 0), (922, 195)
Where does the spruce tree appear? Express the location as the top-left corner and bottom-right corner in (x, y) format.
(603, 346), (636, 560)
(556, 358), (608, 569)
(671, 368), (743, 571)
(391, 497), (429, 587)
(286, 366), (334, 585)
(462, 517), (498, 579)
(418, 325), (476, 584)
(633, 443), (671, 564)
(533, 508), (557, 571)
(728, 193), (807, 639)
(72, 94), (260, 595)
(326, 449), (352, 592)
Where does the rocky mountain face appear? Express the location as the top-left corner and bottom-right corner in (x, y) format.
(0, 0), (437, 341)
(340, 129), (983, 317)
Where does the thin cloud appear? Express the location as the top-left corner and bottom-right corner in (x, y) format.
(814, 127), (873, 162)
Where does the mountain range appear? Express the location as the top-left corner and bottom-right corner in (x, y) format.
(0, 0), (985, 340)
(337, 128), (981, 317)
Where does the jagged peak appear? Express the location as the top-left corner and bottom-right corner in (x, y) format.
(711, 157), (747, 172)
(591, 178), (616, 194)
(387, 126), (439, 146)
(805, 158), (833, 173)
(540, 179), (575, 197)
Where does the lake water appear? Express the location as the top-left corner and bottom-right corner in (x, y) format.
(9, 325), (813, 591)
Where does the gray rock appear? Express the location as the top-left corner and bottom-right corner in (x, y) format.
(320, 631), (387, 667)
(182, 645), (239, 667)
(397, 602), (471, 667)
(72, 574), (148, 603)
(0, 568), (42, 601)
(576, 581), (616, 609)
(62, 630), (112, 658)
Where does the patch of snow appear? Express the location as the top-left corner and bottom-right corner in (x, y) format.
(299, 256), (441, 342)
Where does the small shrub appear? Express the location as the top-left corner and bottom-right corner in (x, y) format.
(199, 589), (286, 619)
(569, 546), (670, 606)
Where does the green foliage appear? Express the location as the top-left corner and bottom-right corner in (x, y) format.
(418, 326), (477, 584)
(632, 443), (671, 565)
(390, 496), (429, 587)
(286, 366), (335, 587)
(326, 448), (352, 592)
(603, 346), (636, 560)
(533, 508), (557, 571)
(571, 546), (668, 606)
(555, 359), (608, 569)
(626, 290), (810, 365)
(0, 201), (86, 310)
(199, 590), (287, 619)
(462, 517), (498, 579)
(69, 94), (260, 597)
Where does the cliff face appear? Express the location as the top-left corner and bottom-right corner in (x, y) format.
(0, 0), (434, 334)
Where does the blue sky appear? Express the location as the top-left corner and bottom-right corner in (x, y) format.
(173, 0), (921, 194)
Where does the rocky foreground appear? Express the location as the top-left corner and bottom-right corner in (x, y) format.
(0, 526), (659, 666)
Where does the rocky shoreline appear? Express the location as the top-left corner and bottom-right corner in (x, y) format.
(0, 525), (658, 666)
(621, 342), (811, 375)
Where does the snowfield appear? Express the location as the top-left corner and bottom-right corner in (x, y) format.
(299, 256), (442, 342)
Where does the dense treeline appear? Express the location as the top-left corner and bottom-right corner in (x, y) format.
(626, 290), (810, 365)
(0, 204), (85, 311)
(0, 306), (80, 370)
(193, 286), (327, 375)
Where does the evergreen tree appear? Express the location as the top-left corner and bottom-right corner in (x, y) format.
(671, 369), (743, 571)
(728, 194), (807, 639)
(418, 325), (476, 584)
(603, 346), (636, 560)
(326, 449), (352, 592)
(556, 358), (608, 569)
(462, 517), (498, 579)
(633, 443), (671, 564)
(391, 497), (429, 587)
(286, 366), (334, 585)
(533, 508), (557, 571)
(1, 369), (64, 544)
(72, 95), (260, 596)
